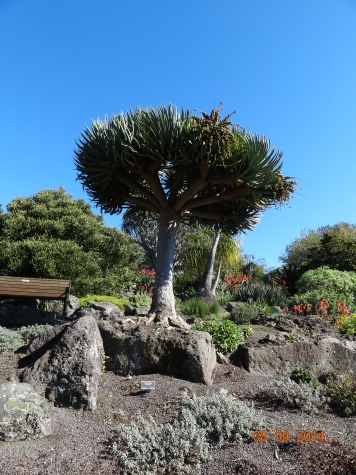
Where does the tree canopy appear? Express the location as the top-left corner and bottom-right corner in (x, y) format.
(0, 187), (142, 297)
(74, 104), (296, 326)
(279, 222), (356, 272)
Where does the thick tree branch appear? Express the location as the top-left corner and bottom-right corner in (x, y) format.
(114, 170), (161, 209)
(181, 184), (250, 211)
(188, 208), (235, 220)
(168, 164), (191, 205)
(135, 161), (169, 210)
(172, 176), (207, 212)
(113, 190), (160, 214)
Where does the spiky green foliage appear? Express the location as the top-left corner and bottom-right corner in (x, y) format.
(233, 281), (288, 306)
(74, 104), (296, 235)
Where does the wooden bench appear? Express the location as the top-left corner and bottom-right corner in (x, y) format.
(0, 276), (71, 317)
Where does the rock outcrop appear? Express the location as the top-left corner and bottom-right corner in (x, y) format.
(12, 315), (103, 410)
(0, 382), (52, 442)
(232, 314), (356, 378)
(0, 302), (58, 326)
(76, 306), (216, 385)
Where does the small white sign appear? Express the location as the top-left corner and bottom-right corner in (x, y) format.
(141, 381), (155, 391)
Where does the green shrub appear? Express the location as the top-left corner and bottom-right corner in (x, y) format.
(318, 370), (339, 385)
(182, 299), (209, 319)
(296, 267), (356, 298)
(230, 304), (259, 325)
(78, 294), (129, 310)
(0, 330), (25, 352)
(193, 319), (244, 354)
(129, 294), (152, 308)
(173, 274), (199, 301)
(209, 302), (219, 315)
(112, 411), (210, 475)
(18, 324), (53, 342)
(287, 290), (355, 318)
(290, 368), (320, 389)
(180, 392), (266, 444)
(216, 290), (234, 307)
(258, 378), (329, 414)
(234, 282), (288, 307)
(323, 372), (356, 416)
(335, 313), (356, 335)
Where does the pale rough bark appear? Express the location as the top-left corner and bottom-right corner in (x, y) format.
(197, 229), (221, 300)
(147, 211), (189, 328)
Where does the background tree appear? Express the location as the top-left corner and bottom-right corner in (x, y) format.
(0, 187), (142, 297)
(123, 206), (242, 302)
(74, 103), (296, 327)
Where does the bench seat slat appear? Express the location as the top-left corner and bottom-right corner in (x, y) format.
(0, 276), (71, 302)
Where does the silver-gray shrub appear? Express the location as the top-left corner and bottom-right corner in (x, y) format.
(258, 378), (330, 414)
(112, 411), (210, 475)
(180, 392), (266, 444)
(0, 329), (25, 352)
(111, 393), (267, 474)
(18, 324), (53, 342)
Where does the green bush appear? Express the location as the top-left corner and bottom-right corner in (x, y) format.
(216, 290), (234, 307)
(192, 319), (244, 354)
(290, 368), (320, 389)
(318, 370), (339, 385)
(335, 313), (356, 335)
(209, 302), (219, 315)
(287, 290), (355, 318)
(323, 372), (356, 416)
(234, 282), (288, 307)
(173, 274), (199, 301)
(230, 304), (259, 325)
(18, 324), (53, 342)
(78, 294), (129, 310)
(0, 330), (25, 352)
(182, 299), (209, 319)
(296, 267), (356, 298)
(258, 378), (329, 414)
(129, 294), (152, 308)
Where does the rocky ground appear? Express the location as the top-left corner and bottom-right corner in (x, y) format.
(0, 318), (356, 474)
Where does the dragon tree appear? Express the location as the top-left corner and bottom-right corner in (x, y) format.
(74, 104), (296, 327)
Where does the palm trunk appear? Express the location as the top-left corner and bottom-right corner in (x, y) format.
(197, 228), (221, 301)
(148, 210), (188, 327)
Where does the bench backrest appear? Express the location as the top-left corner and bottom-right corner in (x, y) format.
(0, 276), (71, 301)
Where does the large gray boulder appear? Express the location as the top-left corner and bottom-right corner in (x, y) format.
(0, 382), (52, 442)
(77, 308), (216, 385)
(12, 315), (103, 410)
(233, 314), (356, 377)
(46, 295), (81, 317)
(0, 302), (57, 326)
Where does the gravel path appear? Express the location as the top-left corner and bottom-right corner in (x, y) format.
(1, 347), (356, 475)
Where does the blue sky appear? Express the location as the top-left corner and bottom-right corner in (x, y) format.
(1, 0), (355, 271)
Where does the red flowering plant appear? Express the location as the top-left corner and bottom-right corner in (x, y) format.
(136, 268), (156, 296)
(224, 273), (251, 291)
